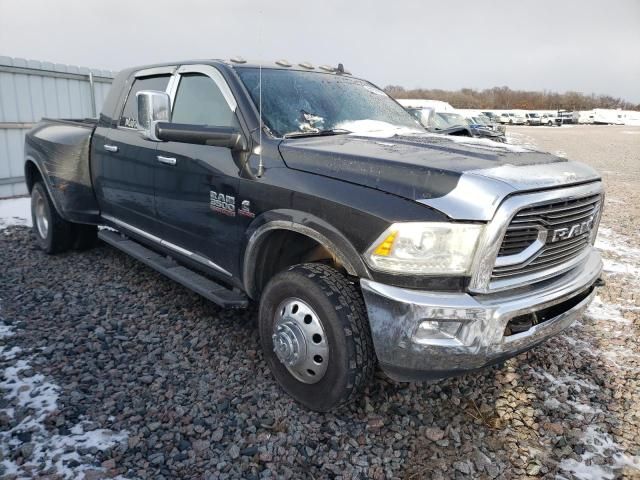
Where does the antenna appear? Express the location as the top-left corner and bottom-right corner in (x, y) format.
(256, 10), (265, 177)
(257, 62), (264, 177)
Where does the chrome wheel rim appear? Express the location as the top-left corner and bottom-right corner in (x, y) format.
(33, 189), (49, 239)
(272, 297), (329, 384)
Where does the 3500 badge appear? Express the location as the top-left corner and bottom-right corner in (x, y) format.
(209, 191), (236, 216)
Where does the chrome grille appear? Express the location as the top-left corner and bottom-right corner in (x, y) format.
(492, 194), (601, 281)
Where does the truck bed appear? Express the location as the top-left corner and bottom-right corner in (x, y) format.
(24, 118), (101, 224)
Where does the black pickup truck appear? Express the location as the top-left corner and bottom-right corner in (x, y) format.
(24, 59), (604, 411)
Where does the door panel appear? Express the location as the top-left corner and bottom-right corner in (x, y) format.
(154, 142), (240, 276)
(95, 74), (170, 234)
(154, 68), (244, 278)
(100, 128), (159, 233)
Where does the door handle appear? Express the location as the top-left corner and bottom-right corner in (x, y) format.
(157, 155), (177, 166)
(104, 144), (119, 152)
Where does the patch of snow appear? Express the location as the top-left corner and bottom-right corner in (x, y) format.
(336, 119), (424, 138)
(0, 197), (31, 230)
(602, 259), (640, 276)
(338, 120), (532, 152)
(0, 321), (128, 478)
(585, 296), (630, 324)
(505, 131), (538, 150)
(558, 425), (640, 480)
(543, 398), (562, 409)
(0, 322), (15, 339)
(531, 369), (599, 392)
(596, 228), (640, 277)
(596, 228), (640, 260)
(0, 345), (21, 360)
(0, 323), (20, 361)
(566, 400), (601, 414)
(436, 131), (531, 152)
(562, 334), (595, 351)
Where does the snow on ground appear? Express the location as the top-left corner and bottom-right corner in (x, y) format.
(558, 425), (640, 480)
(596, 228), (640, 277)
(553, 226), (640, 477)
(0, 196), (31, 230)
(0, 194), (131, 476)
(0, 320), (128, 478)
(505, 130), (538, 150)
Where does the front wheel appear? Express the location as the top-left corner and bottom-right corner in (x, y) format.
(259, 264), (375, 411)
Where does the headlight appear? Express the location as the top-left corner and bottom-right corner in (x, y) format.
(365, 222), (484, 275)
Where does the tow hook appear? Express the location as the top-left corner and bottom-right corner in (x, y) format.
(595, 277), (606, 288)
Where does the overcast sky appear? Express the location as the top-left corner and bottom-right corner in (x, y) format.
(1, 0), (639, 102)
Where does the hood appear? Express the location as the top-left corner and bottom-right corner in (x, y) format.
(278, 133), (601, 220)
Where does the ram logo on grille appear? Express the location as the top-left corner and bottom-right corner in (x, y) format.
(550, 215), (595, 243)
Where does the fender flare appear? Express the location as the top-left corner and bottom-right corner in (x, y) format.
(242, 210), (371, 298)
(24, 156), (69, 221)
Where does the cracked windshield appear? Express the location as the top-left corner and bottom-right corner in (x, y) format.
(237, 68), (422, 137)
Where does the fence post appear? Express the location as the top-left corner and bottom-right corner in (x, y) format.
(88, 72), (97, 117)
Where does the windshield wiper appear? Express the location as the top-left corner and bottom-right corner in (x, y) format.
(283, 128), (352, 139)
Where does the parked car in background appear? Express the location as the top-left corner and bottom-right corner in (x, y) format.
(407, 108), (506, 142)
(525, 113), (542, 125)
(511, 112), (527, 125)
(498, 112), (511, 124)
(481, 111), (502, 125)
(500, 112), (526, 125)
(556, 110), (575, 124)
(461, 111), (506, 134)
(540, 113), (557, 126)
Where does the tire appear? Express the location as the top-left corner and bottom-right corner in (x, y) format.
(72, 224), (98, 250)
(30, 181), (74, 254)
(259, 263), (375, 411)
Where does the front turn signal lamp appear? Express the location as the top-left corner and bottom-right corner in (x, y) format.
(365, 222), (484, 275)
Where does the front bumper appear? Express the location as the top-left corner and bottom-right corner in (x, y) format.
(360, 250), (602, 381)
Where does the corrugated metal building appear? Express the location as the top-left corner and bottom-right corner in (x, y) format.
(0, 56), (116, 198)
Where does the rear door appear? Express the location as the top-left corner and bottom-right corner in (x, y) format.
(154, 65), (244, 278)
(98, 68), (173, 234)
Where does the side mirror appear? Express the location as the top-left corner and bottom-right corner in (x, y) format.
(136, 90), (170, 141)
(155, 122), (246, 151)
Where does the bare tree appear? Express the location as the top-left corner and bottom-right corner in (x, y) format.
(384, 85), (640, 111)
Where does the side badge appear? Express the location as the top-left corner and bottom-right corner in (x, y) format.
(210, 191), (236, 216)
(238, 200), (255, 218)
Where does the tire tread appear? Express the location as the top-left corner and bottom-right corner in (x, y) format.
(291, 263), (375, 407)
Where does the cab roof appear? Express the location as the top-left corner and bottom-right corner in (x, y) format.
(124, 58), (352, 76)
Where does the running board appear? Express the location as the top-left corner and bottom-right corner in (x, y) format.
(98, 230), (248, 309)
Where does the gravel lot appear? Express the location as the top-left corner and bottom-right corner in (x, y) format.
(1, 125), (639, 479)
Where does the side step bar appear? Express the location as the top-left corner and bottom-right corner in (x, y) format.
(98, 230), (248, 309)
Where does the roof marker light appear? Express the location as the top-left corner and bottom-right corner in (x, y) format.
(275, 59), (292, 67)
(318, 65), (335, 72)
(299, 62), (314, 70)
(230, 56), (247, 64)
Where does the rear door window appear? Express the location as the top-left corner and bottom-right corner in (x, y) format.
(119, 75), (171, 128)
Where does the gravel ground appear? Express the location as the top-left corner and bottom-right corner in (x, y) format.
(1, 125), (639, 479)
